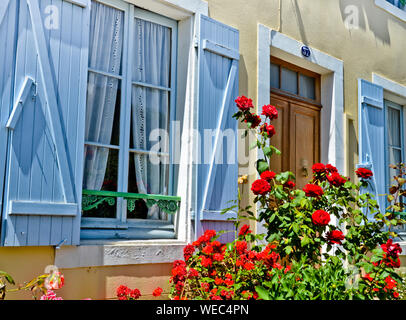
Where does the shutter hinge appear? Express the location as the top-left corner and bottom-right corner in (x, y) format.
(193, 36), (199, 48)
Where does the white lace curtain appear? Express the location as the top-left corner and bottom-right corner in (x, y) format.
(131, 18), (171, 220)
(83, 1), (123, 190)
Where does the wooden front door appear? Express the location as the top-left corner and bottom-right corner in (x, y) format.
(269, 58), (321, 189)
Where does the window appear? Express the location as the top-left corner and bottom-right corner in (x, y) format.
(386, 0), (406, 11)
(81, 0), (179, 239)
(385, 100), (405, 234)
(375, 0), (406, 22)
(270, 57), (320, 104)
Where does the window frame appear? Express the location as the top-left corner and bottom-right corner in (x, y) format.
(375, 0), (406, 23)
(270, 56), (321, 105)
(81, 0), (178, 236)
(384, 99), (406, 235)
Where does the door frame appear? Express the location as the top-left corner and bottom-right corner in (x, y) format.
(257, 25), (344, 234)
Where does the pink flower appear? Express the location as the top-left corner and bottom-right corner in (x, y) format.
(40, 290), (63, 300)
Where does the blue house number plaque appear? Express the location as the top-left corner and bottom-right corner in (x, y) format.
(301, 46), (311, 57)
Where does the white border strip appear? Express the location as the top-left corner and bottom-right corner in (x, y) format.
(375, 0), (406, 23)
(373, 73), (406, 98)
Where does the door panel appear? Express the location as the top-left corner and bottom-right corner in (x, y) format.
(270, 93), (320, 190)
(290, 103), (320, 189)
(269, 96), (289, 174)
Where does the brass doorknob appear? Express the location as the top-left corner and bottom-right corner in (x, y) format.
(301, 159), (309, 177)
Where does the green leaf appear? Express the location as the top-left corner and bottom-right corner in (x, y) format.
(255, 286), (270, 300)
(263, 146), (273, 157)
(257, 159), (269, 174)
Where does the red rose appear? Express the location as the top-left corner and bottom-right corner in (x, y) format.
(312, 163), (326, 175)
(311, 210), (330, 226)
(260, 170), (276, 181)
(325, 164), (338, 174)
(235, 96), (254, 111)
(188, 268), (199, 278)
(303, 184), (324, 198)
(381, 239), (402, 258)
(243, 261), (255, 270)
(356, 167), (373, 179)
(264, 124), (276, 137)
(363, 273), (373, 282)
(116, 285), (131, 300)
(261, 104), (278, 120)
(327, 172), (347, 187)
(200, 256), (213, 268)
(238, 224), (252, 237)
(130, 288), (141, 300)
(244, 113), (261, 128)
(326, 230), (345, 245)
(235, 241), (248, 255)
(251, 179), (271, 195)
(213, 253), (224, 261)
(384, 276), (397, 290)
(394, 291), (400, 298)
(283, 181), (296, 189)
(183, 244), (195, 261)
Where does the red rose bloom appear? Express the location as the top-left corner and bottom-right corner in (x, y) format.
(213, 253), (224, 261)
(238, 224), (252, 237)
(130, 288), (141, 300)
(243, 261), (255, 271)
(283, 181), (295, 189)
(183, 244), (195, 261)
(235, 241), (248, 255)
(327, 172), (347, 187)
(384, 276), (397, 290)
(116, 285), (131, 300)
(326, 230), (345, 245)
(261, 104), (278, 120)
(260, 170), (276, 181)
(311, 210), (330, 226)
(251, 179), (271, 196)
(312, 163), (326, 175)
(356, 167), (373, 179)
(381, 239), (402, 258)
(188, 268), (199, 278)
(325, 164), (338, 174)
(235, 96), (254, 111)
(264, 124), (276, 137)
(303, 184), (324, 198)
(244, 113), (261, 128)
(200, 256), (213, 268)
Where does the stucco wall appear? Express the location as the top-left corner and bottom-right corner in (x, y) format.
(0, 247), (171, 300)
(205, 0), (406, 227)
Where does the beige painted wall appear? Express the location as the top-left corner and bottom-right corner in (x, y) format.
(0, 247), (171, 300)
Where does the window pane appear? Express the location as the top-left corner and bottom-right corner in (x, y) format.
(299, 74), (316, 100)
(388, 148), (402, 184)
(83, 146), (118, 191)
(127, 152), (170, 220)
(85, 73), (121, 146)
(82, 146), (118, 219)
(270, 63), (279, 89)
(133, 18), (172, 87)
(387, 107), (401, 147)
(130, 86), (170, 151)
(281, 67), (298, 94)
(89, 0), (124, 75)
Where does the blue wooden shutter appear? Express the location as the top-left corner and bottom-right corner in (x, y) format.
(358, 79), (385, 217)
(194, 15), (239, 243)
(0, 0), (18, 224)
(1, 0), (90, 246)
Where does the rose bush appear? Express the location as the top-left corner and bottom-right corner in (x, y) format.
(168, 96), (406, 300)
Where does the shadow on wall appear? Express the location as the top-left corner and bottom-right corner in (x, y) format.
(338, 0), (404, 46)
